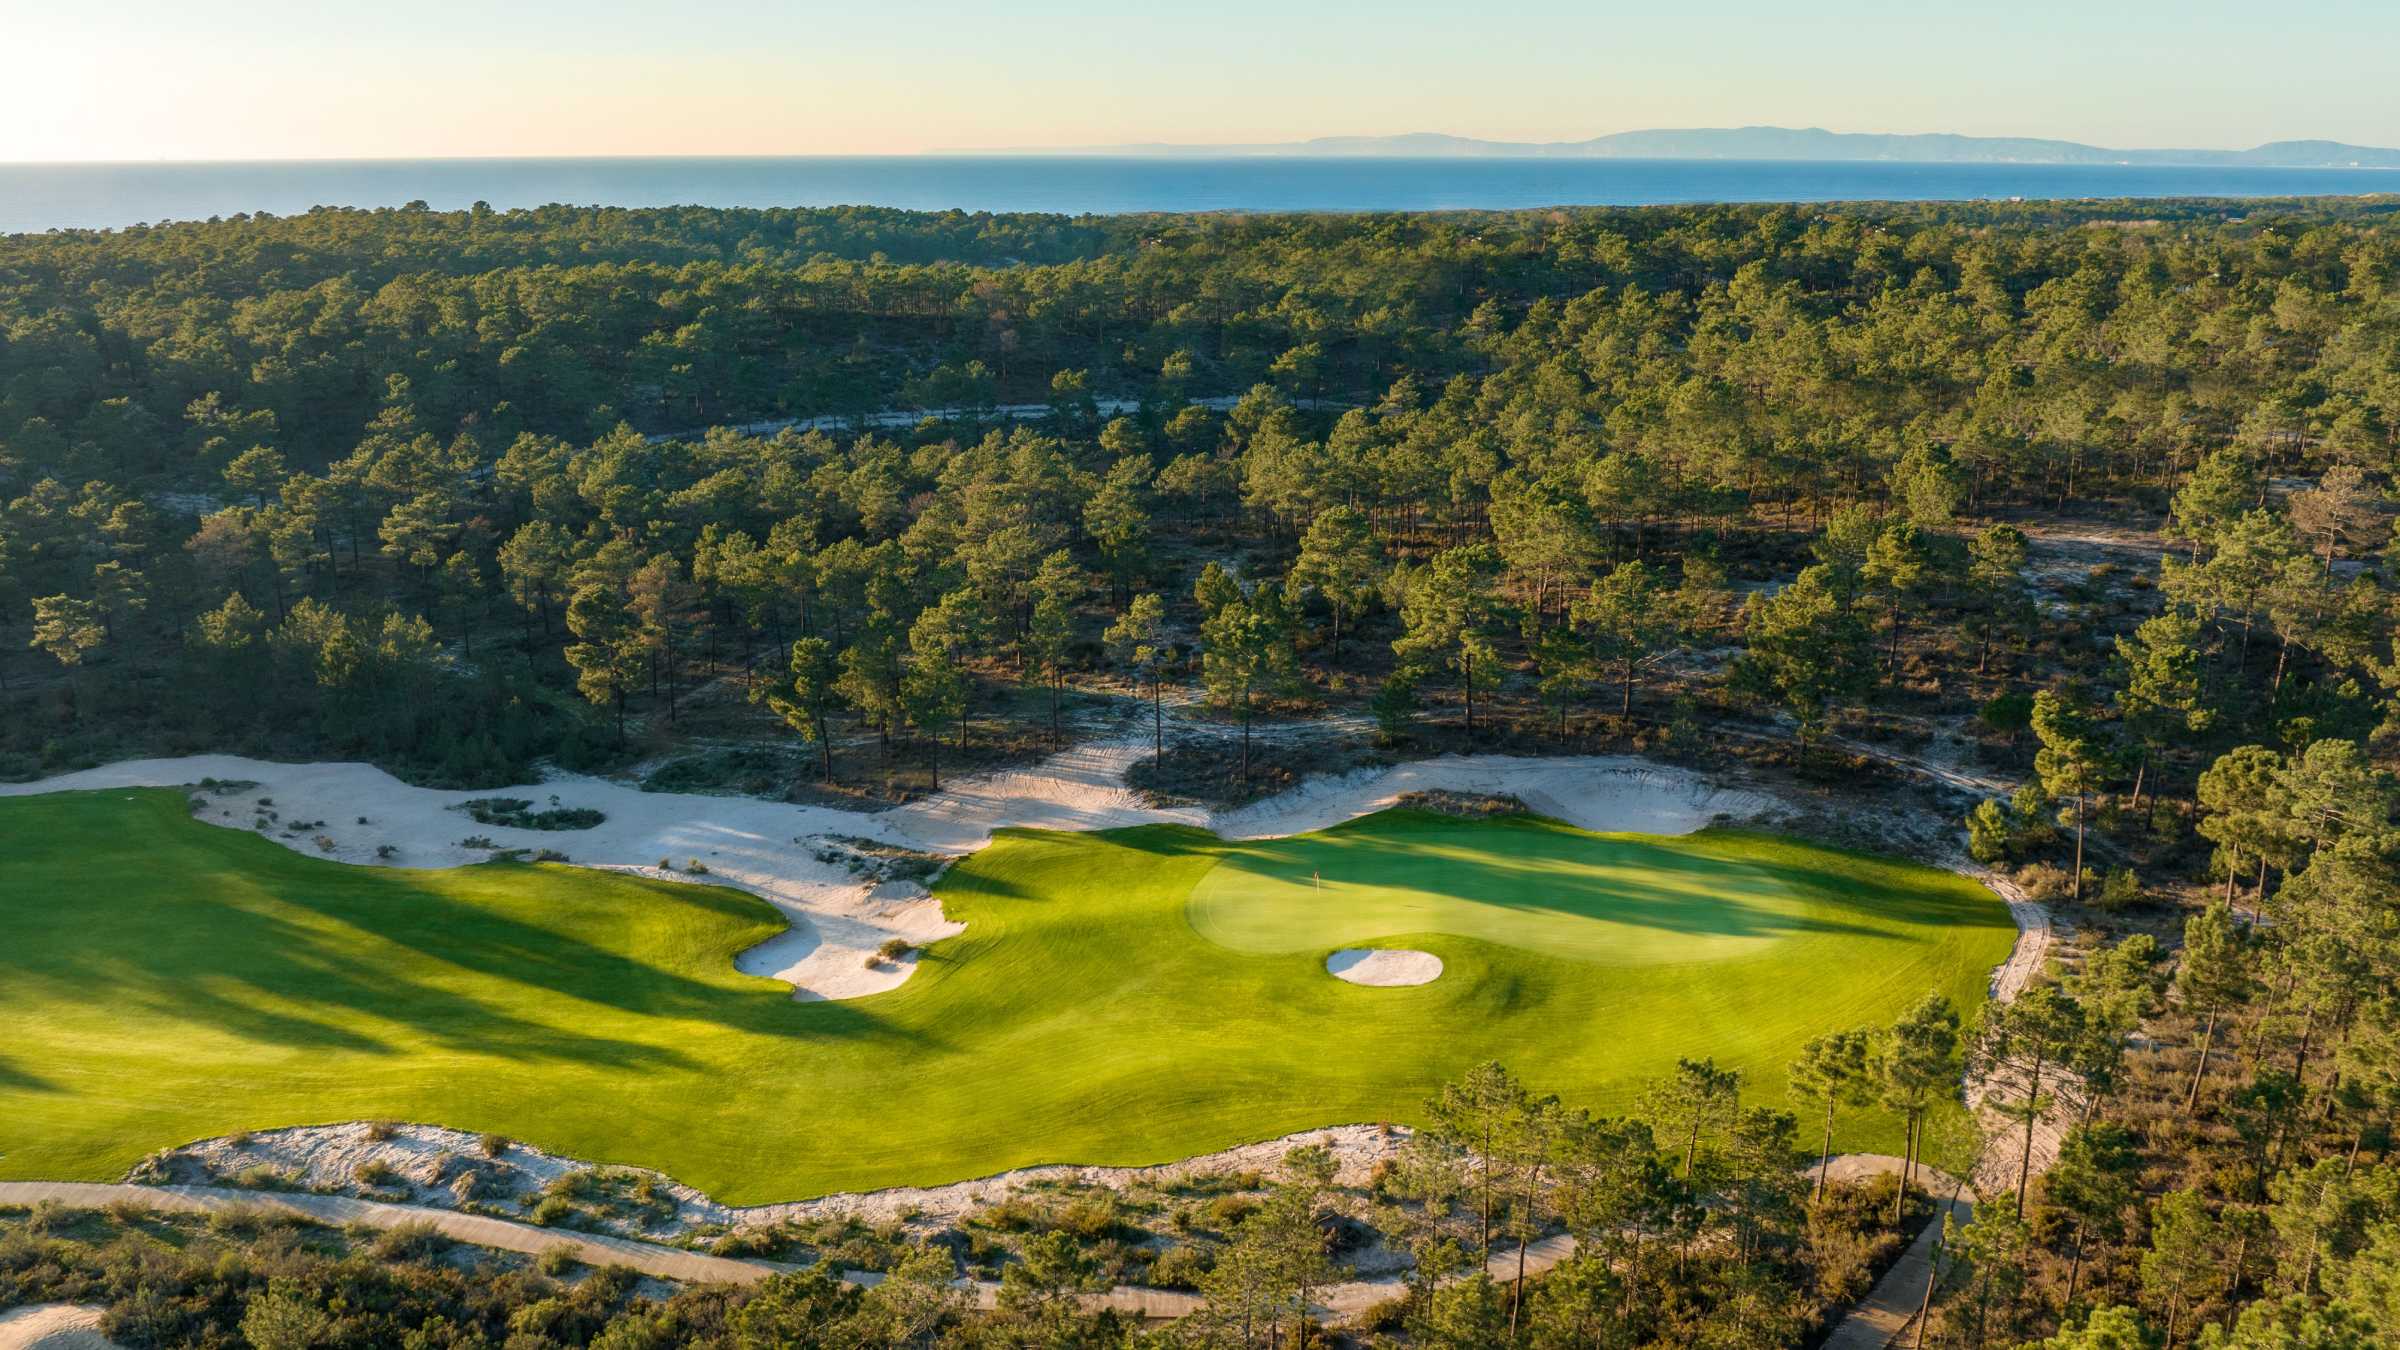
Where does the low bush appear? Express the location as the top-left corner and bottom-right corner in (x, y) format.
(1202, 1195), (1259, 1231)
(455, 798), (606, 831)
(2015, 862), (2075, 903)
(2095, 866), (2145, 911)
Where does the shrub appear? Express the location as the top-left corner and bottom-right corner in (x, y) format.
(369, 1220), (450, 1261)
(456, 798), (606, 831)
(877, 938), (912, 960)
(313, 835), (337, 852)
(1966, 798), (2014, 864)
(1980, 691), (2034, 738)
(355, 1160), (398, 1188)
(529, 1194), (575, 1227)
(479, 1132), (510, 1158)
(686, 859), (709, 874)
(1053, 1194), (1120, 1240)
(1203, 1195), (1259, 1231)
(449, 1170), (485, 1205)
(2016, 862), (2074, 903)
(1369, 667), (1421, 742)
(230, 1164), (297, 1191)
(975, 1197), (1042, 1232)
(537, 1243), (581, 1276)
(2096, 866), (2145, 911)
(461, 835), (497, 849)
(364, 1120), (399, 1142)
(1148, 1242), (1214, 1289)
(376, 844), (398, 860)
(207, 1203), (277, 1236)
(2008, 784), (2059, 846)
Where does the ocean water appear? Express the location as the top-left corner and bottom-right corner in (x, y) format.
(1, 156), (2394, 234)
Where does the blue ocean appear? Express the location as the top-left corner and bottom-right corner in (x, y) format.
(2, 156), (2393, 234)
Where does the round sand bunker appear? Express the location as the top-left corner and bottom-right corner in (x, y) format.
(1325, 948), (1443, 987)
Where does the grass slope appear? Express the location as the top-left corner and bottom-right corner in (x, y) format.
(0, 793), (2013, 1203)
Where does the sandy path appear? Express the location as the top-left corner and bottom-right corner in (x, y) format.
(0, 1180), (783, 1285)
(0, 1180), (1196, 1319)
(1821, 1188), (1971, 1349)
(0, 1305), (116, 1350)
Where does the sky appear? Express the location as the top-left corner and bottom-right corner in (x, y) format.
(6, 0), (2399, 162)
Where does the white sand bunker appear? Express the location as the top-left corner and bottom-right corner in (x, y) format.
(1326, 948), (1443, 986)
(0, 746), (1760, 1003)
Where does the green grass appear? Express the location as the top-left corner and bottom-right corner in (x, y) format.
(0, 793), (2013, 1204)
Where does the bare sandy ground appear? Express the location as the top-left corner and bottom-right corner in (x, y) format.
(0, 1306), (116, 1350)
(148, 1119), (1409, 1234)
(1326, 948), (1443, 986)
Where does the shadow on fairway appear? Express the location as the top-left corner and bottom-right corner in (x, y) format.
(1199, 828), (1902, 944)
(0, 1055), (56, 1092)
(0, 791), (930, 1068)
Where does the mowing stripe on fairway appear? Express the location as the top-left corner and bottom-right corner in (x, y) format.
(0, 790), (2014, 1203)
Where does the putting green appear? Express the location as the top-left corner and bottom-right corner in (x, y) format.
(1193, 816), (1814, 965)
(0, 793), (2013, 1203)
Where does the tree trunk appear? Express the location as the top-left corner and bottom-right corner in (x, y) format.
(2017, 1053), (2045, 1218)
(2186, 1007), (2218, 1111)
(2063, 1222), (2086, 1313)
(1816, 1098), (1836, 1200)
(2071, 797), (2087, 901)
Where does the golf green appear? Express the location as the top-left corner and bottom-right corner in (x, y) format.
(0, 792), (2014, 1203)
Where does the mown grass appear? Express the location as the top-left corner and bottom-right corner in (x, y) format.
(0, 792), (2013, 1203)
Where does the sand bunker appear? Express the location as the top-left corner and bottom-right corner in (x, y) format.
(1, 747), (1770, 1001)
(1326, 948), (1443, 986)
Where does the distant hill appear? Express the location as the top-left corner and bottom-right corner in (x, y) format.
(958, 126), (2400, 169)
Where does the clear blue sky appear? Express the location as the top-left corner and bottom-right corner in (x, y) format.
(7, 0), (2396, 161)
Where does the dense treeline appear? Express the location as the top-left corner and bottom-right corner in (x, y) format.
(4, 197), (2400, 1342)
(5, 195), (2396, 788)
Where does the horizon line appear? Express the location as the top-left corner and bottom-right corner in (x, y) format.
(10, 124), (2400, 169)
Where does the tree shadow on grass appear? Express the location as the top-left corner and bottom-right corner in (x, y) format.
(1, 799), (933, 1073)
(1200, 831), (1908, 944)
(0, 1054), (56, 1092)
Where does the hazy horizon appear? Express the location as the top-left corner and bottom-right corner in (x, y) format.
(13, 127), (2400, 170)
(9, 0), (2400, 163)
